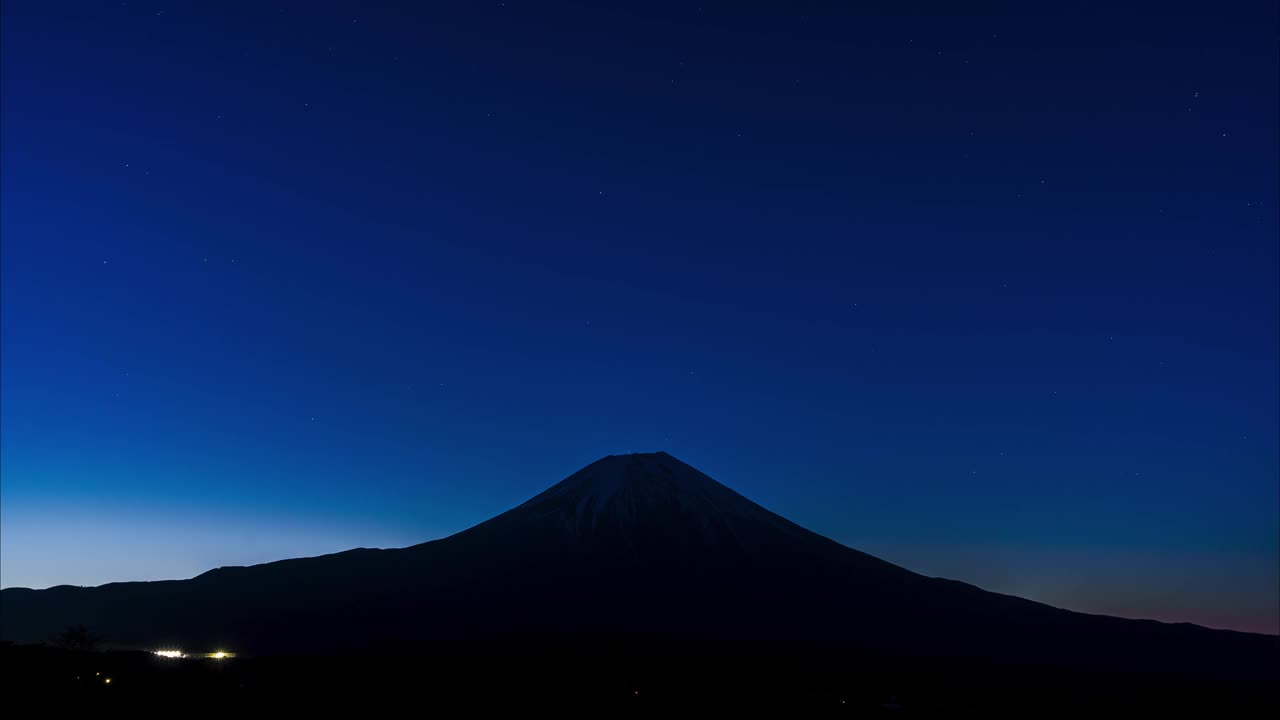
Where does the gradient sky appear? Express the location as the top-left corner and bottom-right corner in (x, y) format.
(1, 1), (1276, 634)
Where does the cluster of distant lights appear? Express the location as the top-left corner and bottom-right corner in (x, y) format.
(82, 652), (233, 688)
(152, 649), (234, 659)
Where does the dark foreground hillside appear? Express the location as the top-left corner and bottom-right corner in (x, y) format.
(4, 641), (1276, 716)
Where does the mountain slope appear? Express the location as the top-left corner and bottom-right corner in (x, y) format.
(2, 452), (1275, 684)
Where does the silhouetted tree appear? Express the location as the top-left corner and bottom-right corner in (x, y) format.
(49, 624), (101, 651)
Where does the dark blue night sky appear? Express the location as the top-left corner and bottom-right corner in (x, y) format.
(2, 1), (1276, 633)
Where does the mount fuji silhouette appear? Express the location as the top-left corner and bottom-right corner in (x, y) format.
(3, 452), (1275, 684)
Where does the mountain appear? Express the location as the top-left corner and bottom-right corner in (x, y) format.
(3, 452), (1276, 686)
